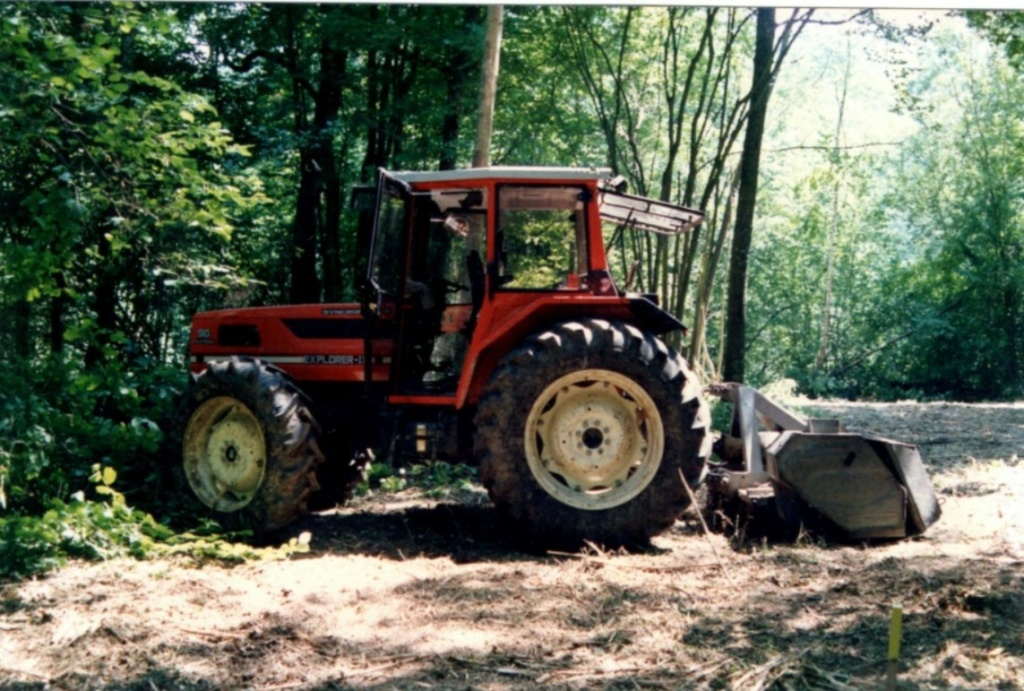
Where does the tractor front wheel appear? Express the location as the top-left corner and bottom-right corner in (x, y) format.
(475, 320), (710, 549)
(178, 357), (324, 536)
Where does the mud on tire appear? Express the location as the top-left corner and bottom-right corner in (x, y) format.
(173, 357), (324, 536)
(306, 441), (372, 512)
(474, 320), (711, 549)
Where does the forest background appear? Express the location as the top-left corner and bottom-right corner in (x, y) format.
(1, 3), (1023, 575)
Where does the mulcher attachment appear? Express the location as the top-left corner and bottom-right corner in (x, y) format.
(705, 384), (941, 540)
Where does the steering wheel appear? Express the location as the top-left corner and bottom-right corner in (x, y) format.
(438, 279), (469, 294)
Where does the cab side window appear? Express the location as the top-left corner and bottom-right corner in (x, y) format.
(497, 185), (588, 290)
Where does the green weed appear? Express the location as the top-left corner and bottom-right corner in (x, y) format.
(357, 460), (478, 499)
(0, 462), (309, 581)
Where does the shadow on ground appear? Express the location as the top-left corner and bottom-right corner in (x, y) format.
(279, 493), (714, 566)
(279, 491), (892, 566)
(283, 498), (533, 564)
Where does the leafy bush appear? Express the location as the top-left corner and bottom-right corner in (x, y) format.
(0, 461), (312, 581)
(0, 463), (170, 580)
(0, 358), (181, 514)
(358, 461), (406, 495)
(0, 358), (319, 580)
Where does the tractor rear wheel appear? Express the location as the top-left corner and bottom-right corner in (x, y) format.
(178, 357), (324, 536)
(475, 320), (710, 549)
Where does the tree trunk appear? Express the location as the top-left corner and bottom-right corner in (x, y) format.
(11, 298), (31, 363)
(440, 49), (464, 171)
(317, 6), (347, 303)
(289, 170), (321, 306)
(472, 5), (503, 168)
(49, 271), (68, 356)
(291, 148), (326, 303)
(86, 232), (118, 369)
(689, 168), (740, 376)
(722, 8), (775, 383)
(440, 7), (483, 170)
(360, 41), (383, 178)
(816, 40), (851, 371)
(288, 7), (321, 304)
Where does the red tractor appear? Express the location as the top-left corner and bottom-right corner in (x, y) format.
(178, 167), (940, 547)
(180, 167), (710, 547)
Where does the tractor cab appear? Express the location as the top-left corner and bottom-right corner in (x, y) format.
(366, 171), (489, 396)
(364, 167), (704, 403)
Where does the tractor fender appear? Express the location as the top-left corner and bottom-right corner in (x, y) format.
(626, 294), (687, 336)
(458, 296), (684, 408)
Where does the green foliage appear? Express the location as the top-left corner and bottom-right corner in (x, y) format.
(0, 462), (168, 580)
(862, 29), (1024, 399)
(0, 359), (180, 515)
(357, 461), (478, 500)
(0, 2), (267, 368)
(0, 463), (311, 581)
(410, 462), (478, 499)
(502, 209), (577, 289)
(358, 462), (408, 495)
(740, 18), (1024, 401)
(747, 148), (903, 397)
(965, 11), (1024, 70)
(497, 6), (607, 166)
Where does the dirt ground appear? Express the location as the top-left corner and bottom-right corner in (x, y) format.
(2, 396), (1023, 690)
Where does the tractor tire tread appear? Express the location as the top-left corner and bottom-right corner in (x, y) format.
(475, 319), (709, 550)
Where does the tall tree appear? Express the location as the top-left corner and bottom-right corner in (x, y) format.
(815, 39), (853, 371)
(440, 7), (486, 170)
(561, 8), (751, 320)
(722, 8), (810, 382)
(722, 8), (775, 383)
(561, 7), (643, 189)
(964, 10), (1024, 67)
(473, 5), (504, 168)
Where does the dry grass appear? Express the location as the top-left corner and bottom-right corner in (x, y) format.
(2, 400), (1023, 690)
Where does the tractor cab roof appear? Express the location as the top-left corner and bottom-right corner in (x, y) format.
(380, 166), (704, 236)
(386, 166), (613, 185)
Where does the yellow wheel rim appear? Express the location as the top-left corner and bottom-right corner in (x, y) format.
(524, 369), (664, 510)
(183, 396), (266, 512)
